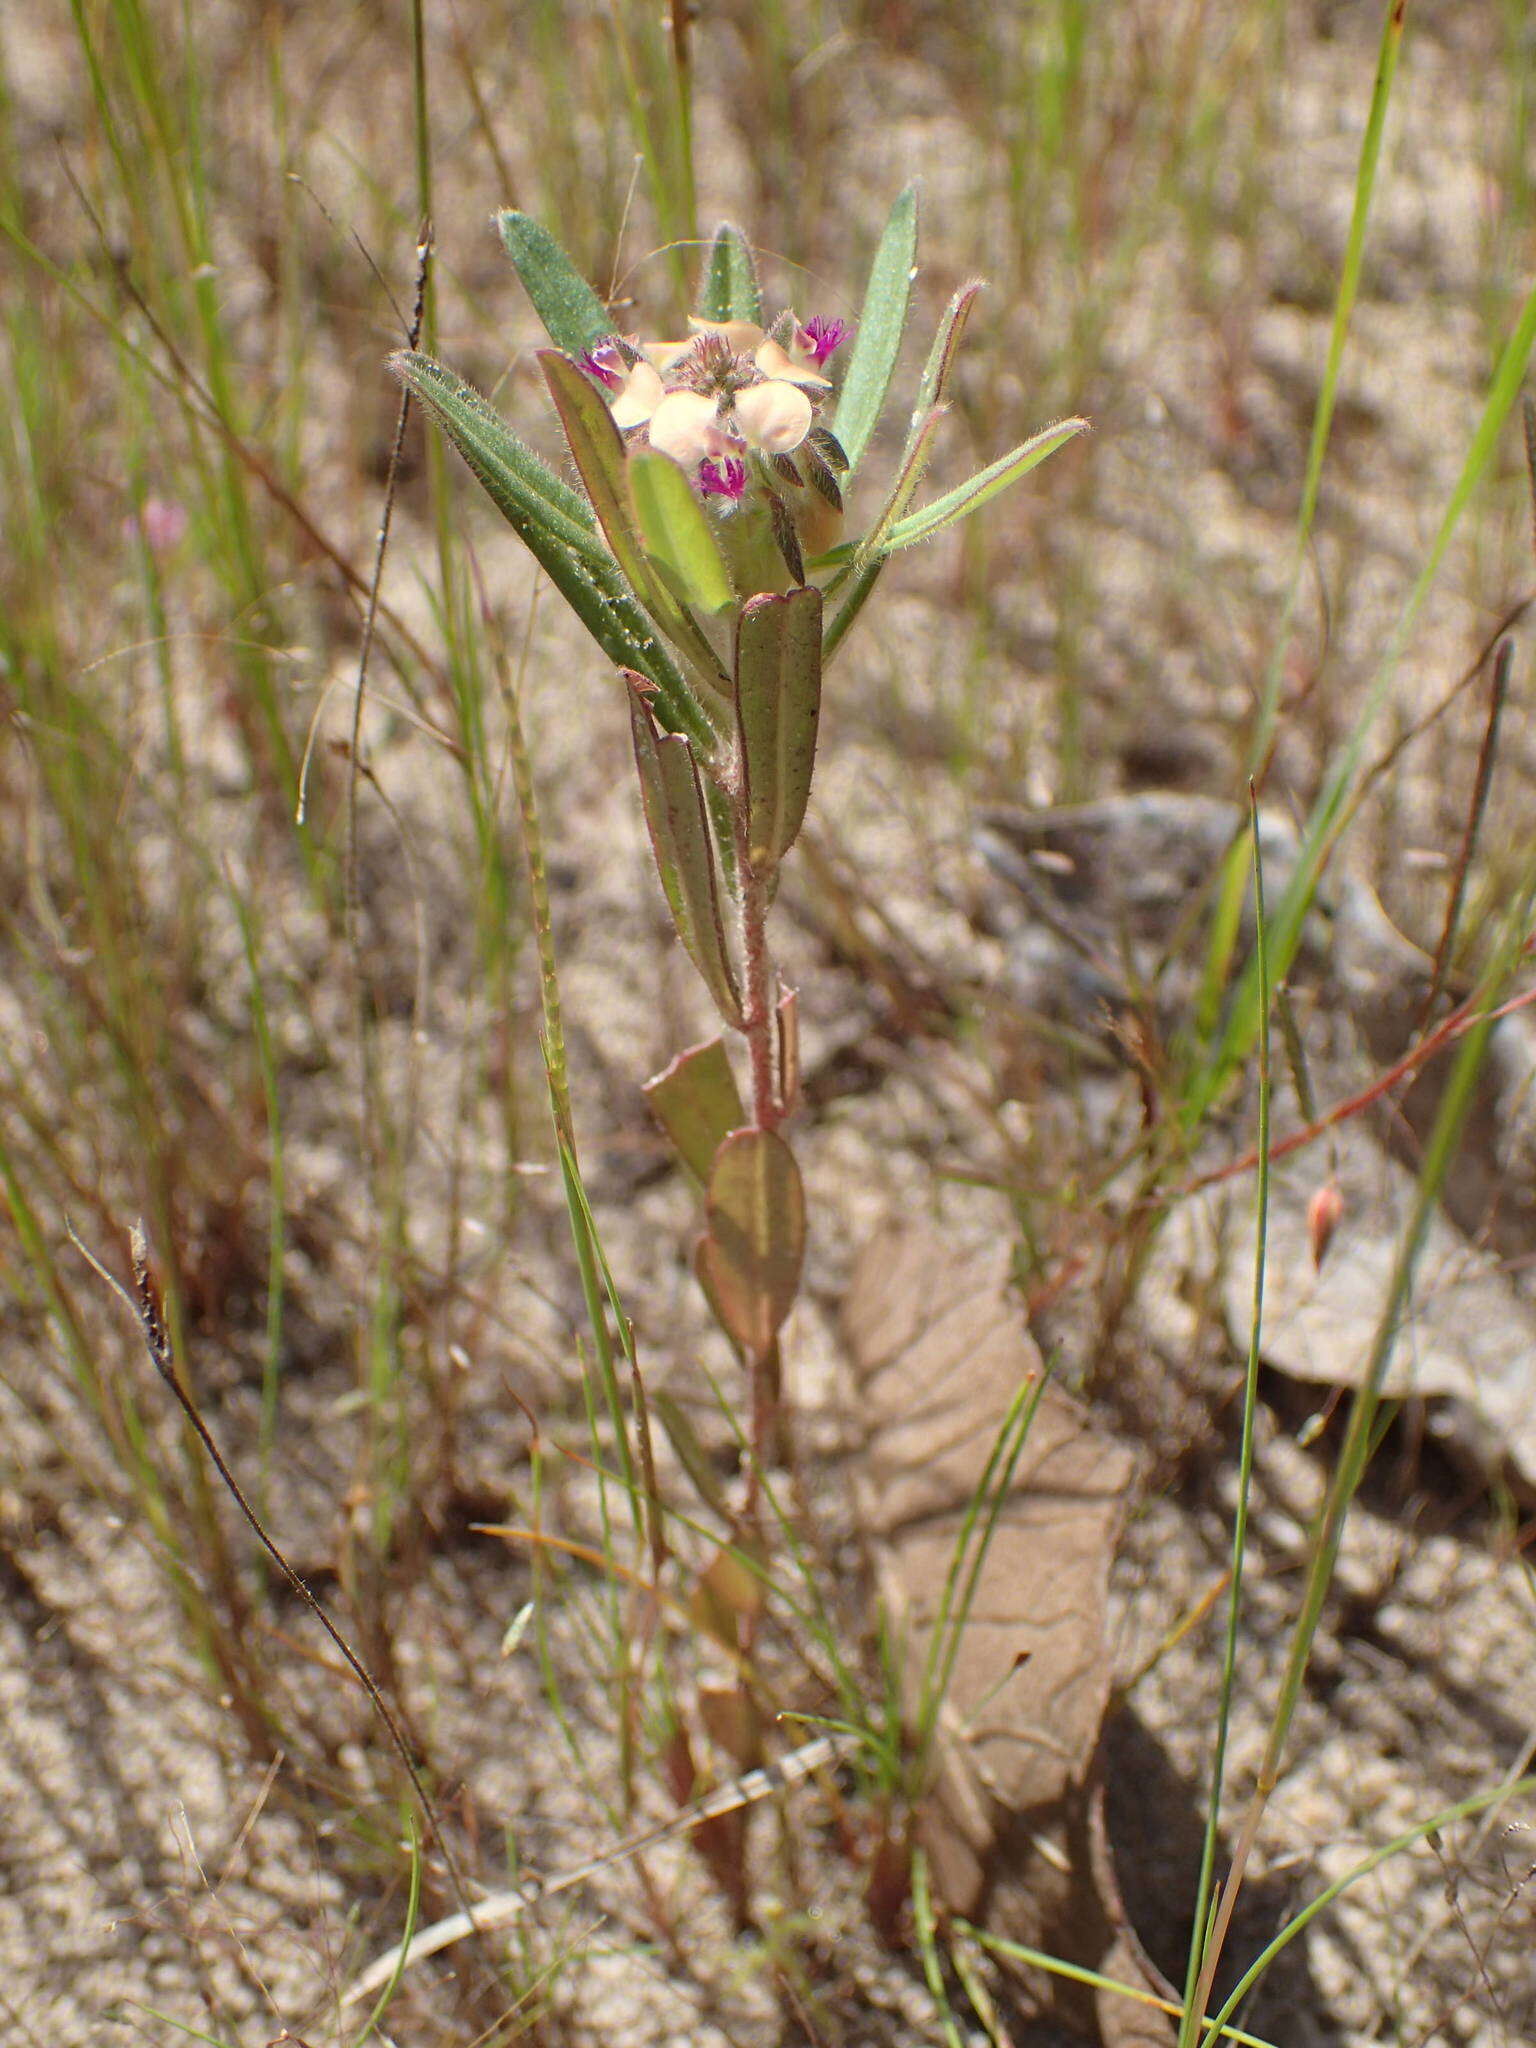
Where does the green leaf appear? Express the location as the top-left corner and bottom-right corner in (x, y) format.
(734, 587), (823, 868)
(627, 446), (737, 617)
(883, 416), (1089, 549)
(821, 553), (883, 668)
(832, 183), (919, 477)
(540, 349), (654, 579)
(913, 278), (983, 420)
(698, 1128), (805, 1355)
(1187, 264), (1536, 1129)
(628, 680), (743, 1025)
(542, 351), (733, 697)
(497, 211), (613, 356)
(851, 403), (946, 573)
(392, 349), (603, 563)
(824, 288), (981, 658)
(822, 407), (946, 668)
(698, 222), (762, 325)
(392, 351), (709, 745)
(643, 1035), (745, 1187)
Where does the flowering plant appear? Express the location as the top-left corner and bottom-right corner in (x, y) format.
(393, 192), (1085, 1459)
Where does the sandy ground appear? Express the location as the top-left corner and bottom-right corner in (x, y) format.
(2, 3), (1534, 2043)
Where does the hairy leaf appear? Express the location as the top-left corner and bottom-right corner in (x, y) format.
(543, 351), (732, 696)
(885, 417), (1089, 550)
(832, 182), (919, 476)
(734, 587), (824, 868)
(628, 682), (742, 1025)
(698, 221), (762, 325)
(628, 445), (737, 617)
(913, 278), (984, 420)
(497, 211), (613, 356)
(391, 351), (707, 742)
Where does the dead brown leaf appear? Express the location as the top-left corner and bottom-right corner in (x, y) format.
(843, 1225), (1172, 2043)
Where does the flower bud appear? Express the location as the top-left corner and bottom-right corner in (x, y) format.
(1306, 1178), (1345, 1271)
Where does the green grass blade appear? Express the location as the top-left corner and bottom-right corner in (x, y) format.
(1247, 0), (1407, 772)
(1200, 1773), (1536, 2047)
(350, 1811), (422, 2047)
(1180, 797), (1273, 2045)
(1187, 269), (1536, 1124)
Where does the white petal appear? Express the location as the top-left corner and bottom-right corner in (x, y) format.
(610, 360), (665, 429)
(689, 317), (766, 353)
(735, 380), (812, 454)
(646, 389), (730, 466)
(753, 337), (830, 390)
(641, 338), (698, 372)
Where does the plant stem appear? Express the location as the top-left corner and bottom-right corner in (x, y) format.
(733, 805), (788, 1471)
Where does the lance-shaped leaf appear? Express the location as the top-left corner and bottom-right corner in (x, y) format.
(643, 1034), (745, 1187)
(832, 182), (919, 477)
(698, 1128), (805, 1355)
(392, 351), (710, 748)
(734, 586), (823, 869)
(628, 679), (743, 1025)
(627, 445), (737, 617)
(913, 277), (983, 421)
(498, 211), (613, 356)
(542, 350), (733, 697)
(393, 348), (608, 565)
(831, 280), (985, 626)
(821, 549), (883, 667)
(884, 416), (1090, 550)
(698, 221), (762, 325)
(850, 403), (947, 576)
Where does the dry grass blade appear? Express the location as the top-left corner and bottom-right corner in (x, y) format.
(340, 1731), (853, 2007)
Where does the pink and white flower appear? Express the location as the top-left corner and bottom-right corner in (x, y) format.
(579, 308), (849, 504)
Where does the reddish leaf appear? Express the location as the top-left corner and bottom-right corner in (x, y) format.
(698, 1128), (805, 1355)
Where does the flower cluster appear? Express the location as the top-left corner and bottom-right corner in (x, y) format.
(580, 313), (850, 544)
